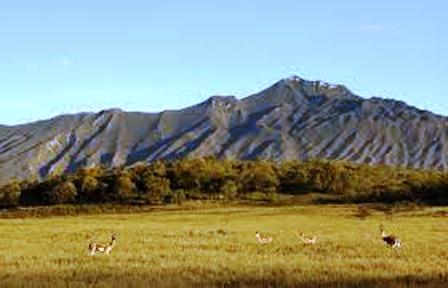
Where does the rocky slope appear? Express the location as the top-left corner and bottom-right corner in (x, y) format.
(1, 76), (447, 183)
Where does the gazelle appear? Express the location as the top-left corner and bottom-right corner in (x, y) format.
(299, 232), (317, 244)
(89, 233), (116, 256)
(255, 231), (273, 244)
(379, 225), (401, 249)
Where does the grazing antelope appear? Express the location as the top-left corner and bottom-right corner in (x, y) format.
(299, 232), (317, 244)
(255, 231), (273, 244)
(379, 225), (401, 249)
(89, 233), (116, 256)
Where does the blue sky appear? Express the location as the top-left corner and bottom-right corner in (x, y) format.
(0, 0), (446, 125)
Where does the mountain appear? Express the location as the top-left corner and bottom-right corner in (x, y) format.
(1, 76), (447, 184)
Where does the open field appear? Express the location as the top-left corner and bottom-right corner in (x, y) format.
(1, 204), (448, 287)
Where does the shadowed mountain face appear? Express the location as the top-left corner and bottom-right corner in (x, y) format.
(1, 76), (447, 183)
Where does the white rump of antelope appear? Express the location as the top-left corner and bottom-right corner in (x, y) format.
(299, 232), (317, 244)
(255, 231), (273, 244)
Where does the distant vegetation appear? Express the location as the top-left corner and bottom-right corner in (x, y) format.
(1, 157), (448, 208)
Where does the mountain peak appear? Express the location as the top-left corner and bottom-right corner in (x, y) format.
(97, 108), (123, 114)
(280, 75), (355, 98)
(240, 75), (358, 109)
(206, 95), (237, 104)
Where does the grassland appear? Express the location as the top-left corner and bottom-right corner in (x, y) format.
(1, 203), (448, 287)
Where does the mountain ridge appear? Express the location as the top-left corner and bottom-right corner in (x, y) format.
(1, 76), (446, 184)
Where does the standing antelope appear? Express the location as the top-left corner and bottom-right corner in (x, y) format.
(379, 225), (401, 248)
(299, 232), (317, 244)
(255, 231), (273, 244)
(89, 233), (117, 256)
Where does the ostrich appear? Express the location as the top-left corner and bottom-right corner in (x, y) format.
(380, 225), (401, 248)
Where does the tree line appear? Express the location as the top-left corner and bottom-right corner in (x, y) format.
(1, 157), (448, 207)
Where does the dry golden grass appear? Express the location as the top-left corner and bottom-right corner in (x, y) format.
(1, 204), (448, 287)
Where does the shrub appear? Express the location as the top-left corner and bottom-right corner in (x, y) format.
(0, 180), (21, 207)
(144, 175), (171, 204)
(113, 173), (136, 202)
(166, 189), (186, 204)
(76, 175), (100, 202)
(46, 181), (77, 204)
(239, 160), (279, 194)
(220, 180), (238, 200)
(278, 161), (309, 194)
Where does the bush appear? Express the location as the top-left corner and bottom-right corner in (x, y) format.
(220, 180), (239, 200)
(76, 175), (100, 202)
(0, 180), (21, 207)
(239, 160), (279, 194)
(167, 189), (186, 204)
(244, 191), (278, 203)
(144, 175), (171, 204)
(113, 173), (136, 202)
(46, 181), (77, 204)
(278, 161), (309, 194)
